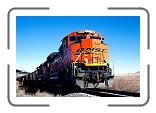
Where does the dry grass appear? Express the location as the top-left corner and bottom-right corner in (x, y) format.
(16, 81), (26, 97)
(110, 73), (140, 93)
(33, 90), (55, 97)
(16, 88), (26, 97)
(16, 81), (56, 97)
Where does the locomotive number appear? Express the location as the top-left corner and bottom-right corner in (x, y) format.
(74, 48), (107, 55)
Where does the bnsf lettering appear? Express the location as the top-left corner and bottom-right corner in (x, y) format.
(85, 48), (91, 54)
(75, 48), (84, 54)
(74, 48), (107, 55)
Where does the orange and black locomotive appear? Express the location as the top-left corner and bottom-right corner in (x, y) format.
(26, 30), (113, 88)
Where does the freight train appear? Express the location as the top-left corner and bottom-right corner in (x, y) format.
(21, 30), (114, 89)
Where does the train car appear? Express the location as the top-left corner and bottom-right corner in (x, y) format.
(28, 30), (114, 88)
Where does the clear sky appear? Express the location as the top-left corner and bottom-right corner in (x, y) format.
(16, 16), (140, 74)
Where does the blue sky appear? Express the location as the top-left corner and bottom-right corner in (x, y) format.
(16, 16), (140, 74)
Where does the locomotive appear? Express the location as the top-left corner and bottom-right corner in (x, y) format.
(24, 30), (113, 89)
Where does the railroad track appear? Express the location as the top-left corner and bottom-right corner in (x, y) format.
(80, 88), (140, 97)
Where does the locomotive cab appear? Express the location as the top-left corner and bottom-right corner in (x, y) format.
(59, 30), (114, 88)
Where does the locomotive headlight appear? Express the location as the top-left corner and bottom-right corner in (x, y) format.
(84, 58), (88, 63)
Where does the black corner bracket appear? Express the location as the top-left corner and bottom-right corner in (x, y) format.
(108, 7), (150, 50)
(7, 64), (50, 107)
(7, 7), (50, 107)
(107, 7), (150, 107)
(7, 7), (50, 50)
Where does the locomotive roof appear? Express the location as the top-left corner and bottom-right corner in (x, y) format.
(62, 30), (103, 40)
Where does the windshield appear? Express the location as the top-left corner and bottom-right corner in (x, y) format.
(70, 36), (85, 43)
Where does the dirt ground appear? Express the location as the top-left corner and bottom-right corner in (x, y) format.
(16, 72), (140, 96)
(110, 73), (140, 93)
